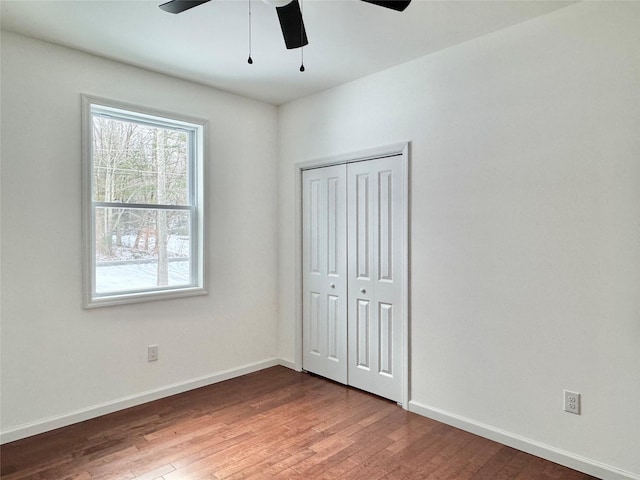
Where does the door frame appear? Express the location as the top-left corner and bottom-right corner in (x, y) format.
(293, 142), (410, 408)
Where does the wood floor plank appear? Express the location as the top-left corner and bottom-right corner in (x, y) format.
(471, 445), (522, 480)
(241, 449), (317, 480)
(0, 367), (600, 480)
(495, 450), (536, 479)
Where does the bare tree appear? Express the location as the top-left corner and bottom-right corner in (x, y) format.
(93, 115), (189, 287)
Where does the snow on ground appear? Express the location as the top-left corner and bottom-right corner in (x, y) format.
(96, 260), (190, 293)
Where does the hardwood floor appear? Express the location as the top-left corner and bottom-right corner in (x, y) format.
(1, 367), (599, 480)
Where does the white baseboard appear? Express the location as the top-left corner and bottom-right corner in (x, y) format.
(408, 400), (639, 480)
(0, 358), (283, 445)
(277, 358), (299, 371)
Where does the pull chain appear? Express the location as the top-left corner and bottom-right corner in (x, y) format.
(247, 0), (253, 64)
(299, 0), (305, 72)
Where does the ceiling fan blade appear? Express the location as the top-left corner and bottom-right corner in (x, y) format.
(360, 0), (411, 12)
(276, 0), (308, 50)
(159, 0), (211, 14)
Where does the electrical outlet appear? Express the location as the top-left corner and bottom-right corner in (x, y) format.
(563, 390), (581, 415)
(148, 345), (159, 362)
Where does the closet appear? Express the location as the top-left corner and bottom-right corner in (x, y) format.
(302, 153), (407, 403)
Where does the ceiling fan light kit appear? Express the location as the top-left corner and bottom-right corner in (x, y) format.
(159, 0), (411, 69)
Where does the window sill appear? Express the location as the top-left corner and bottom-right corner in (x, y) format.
(84, 286), (208, 309)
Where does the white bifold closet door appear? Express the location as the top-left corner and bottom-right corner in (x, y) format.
(302, 156), (404, 402)
(302, 164), (348, 385)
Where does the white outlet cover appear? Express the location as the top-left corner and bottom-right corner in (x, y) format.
(563, 390), (581, 415)
(148, 345), (159, 362)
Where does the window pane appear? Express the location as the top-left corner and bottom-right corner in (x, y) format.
(94, 207), (192, 294)
(92, 116), (189, 205)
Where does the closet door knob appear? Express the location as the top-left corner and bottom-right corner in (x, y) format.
(329, 283), (335, 289)
(360, 288), (366, 294)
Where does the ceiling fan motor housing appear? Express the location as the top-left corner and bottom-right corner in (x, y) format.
(262, 0), (294, 7)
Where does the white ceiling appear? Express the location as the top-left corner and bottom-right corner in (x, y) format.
(1, 0), (576, 105)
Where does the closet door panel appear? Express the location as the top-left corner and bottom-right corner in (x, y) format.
(348, 157), (404, 402)
(302, 165), (348, 384)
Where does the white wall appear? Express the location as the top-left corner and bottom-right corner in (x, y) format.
(0, 32), (279, 439)
(278, 2), (640, 478)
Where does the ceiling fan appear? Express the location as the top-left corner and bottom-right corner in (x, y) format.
(159, 0), (411, 50)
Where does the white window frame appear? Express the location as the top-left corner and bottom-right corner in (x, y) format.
(82, 95), (207, 308)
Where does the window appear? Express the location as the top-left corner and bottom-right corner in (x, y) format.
(82, 96), (206, 307)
